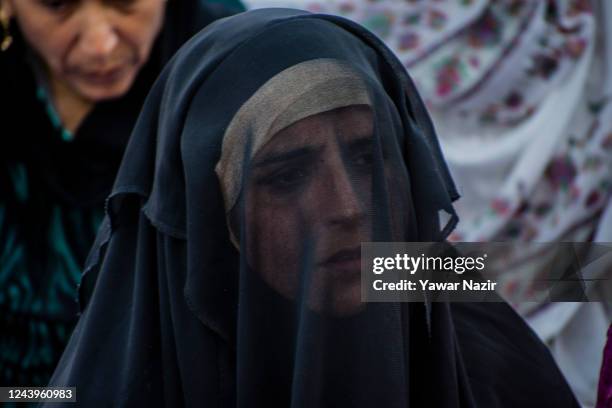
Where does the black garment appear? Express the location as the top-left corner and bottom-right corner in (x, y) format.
(47, 9), (578, 407)
(0, 0), (236, 388)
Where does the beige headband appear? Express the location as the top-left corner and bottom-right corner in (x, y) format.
(215, 58), (372, 214)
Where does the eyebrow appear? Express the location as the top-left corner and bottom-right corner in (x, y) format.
(253, 145), (323, 168)
(252, 133), (372, 168)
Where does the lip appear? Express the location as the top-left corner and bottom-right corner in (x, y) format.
(319, 247), (362, 272)
(79, 66), (126, 85)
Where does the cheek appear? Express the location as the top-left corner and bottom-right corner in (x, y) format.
(357, 174), (373, 214)
(118, 3), (165, 61)
(386, 166), (415, 241)
(245, 189), (303, 300)
(15, 15), (68, 71)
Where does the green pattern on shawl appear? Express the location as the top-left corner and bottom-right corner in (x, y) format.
(0, 159), (103, 389)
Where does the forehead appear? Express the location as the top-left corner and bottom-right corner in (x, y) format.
(257, 105), (374, 156)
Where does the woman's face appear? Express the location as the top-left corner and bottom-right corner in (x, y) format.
(3, 0), (165, 101)
(244, 105), (375, 316)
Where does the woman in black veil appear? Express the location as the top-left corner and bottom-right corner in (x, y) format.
(47, 9), (579, 407)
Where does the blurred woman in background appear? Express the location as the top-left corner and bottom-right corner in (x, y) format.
(0, 0), (240, 387)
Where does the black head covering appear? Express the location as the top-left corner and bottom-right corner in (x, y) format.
(48, 9), (579, 407)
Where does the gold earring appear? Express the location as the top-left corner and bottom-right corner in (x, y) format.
(0, 7), (13, 52)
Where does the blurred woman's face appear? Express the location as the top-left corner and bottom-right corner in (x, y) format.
(244, 105), (374, 316)
(4, 0), (165, 101)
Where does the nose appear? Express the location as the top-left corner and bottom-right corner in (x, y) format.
(322, 165), (365, 228)
(76, 11), (118, 61)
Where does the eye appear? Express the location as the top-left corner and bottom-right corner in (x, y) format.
(347, 140), (375, 174)
(255, 165), (312, 194)
(106, 0), (138, 13)
(274, 168), (308, 188)
(38, 0), (76, 13)
(352, 151), (374, 168)
(269, 168), (310, 192)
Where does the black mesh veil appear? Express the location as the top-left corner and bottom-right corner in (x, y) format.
(225, 59), (421, 407)
(45, 9), (579, 407)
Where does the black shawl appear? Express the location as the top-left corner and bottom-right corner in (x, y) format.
(47, 9), (578, 407)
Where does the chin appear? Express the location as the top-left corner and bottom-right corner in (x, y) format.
(331, 285), (364, 317)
